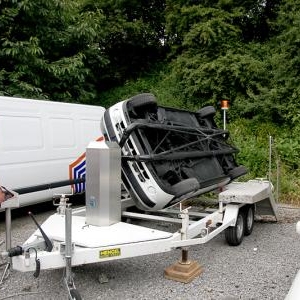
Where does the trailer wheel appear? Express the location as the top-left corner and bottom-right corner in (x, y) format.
(70, 288), (82, 300)
(225, 210), (245, 246)
(244, 205), (255, 236)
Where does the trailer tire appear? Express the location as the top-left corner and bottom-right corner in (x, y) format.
(243, 205), (255, 236)
(225, 210), (245, 246)
(70, 288), (82, 300)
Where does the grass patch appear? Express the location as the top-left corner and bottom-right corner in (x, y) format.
(228, 119), (300, 204)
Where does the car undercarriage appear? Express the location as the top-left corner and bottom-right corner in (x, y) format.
(102, 93), (247, 211)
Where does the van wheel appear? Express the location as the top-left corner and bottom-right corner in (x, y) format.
(225, 210), (245, 246)
(244, 205), (255, 236)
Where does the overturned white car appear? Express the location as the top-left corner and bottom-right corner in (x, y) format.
(101, 93), (247, 211)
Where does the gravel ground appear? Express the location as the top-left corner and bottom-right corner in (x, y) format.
(0, 203), (300, 300)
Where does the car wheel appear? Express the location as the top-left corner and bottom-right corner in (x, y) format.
(196, 106), (216, 118)
(228, 166), (248, 180)
(128, 93), (157, 109)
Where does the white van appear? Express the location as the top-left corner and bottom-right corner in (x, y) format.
(0, 96), (105, 210)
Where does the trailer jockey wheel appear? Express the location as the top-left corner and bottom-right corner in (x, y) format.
(243, 205), (255, 236)
(225, 210), (245, 246)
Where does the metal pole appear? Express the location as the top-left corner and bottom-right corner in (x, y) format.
(0, 208), (12, 284)
(65, 207), (73, 286)
(219, 200), (223, 214)
(269, 136), (272, 181)
(5, 208), (11, 252)
(276, 159), (280, 202)
(5, 208), (12, 269)
(223, 109), (226, 131)
(14, 177), (85, 195)
(180, 206), (191, 265)
(181, 248), (189, 264)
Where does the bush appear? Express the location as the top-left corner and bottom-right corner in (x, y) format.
(228, 119), (300, 203)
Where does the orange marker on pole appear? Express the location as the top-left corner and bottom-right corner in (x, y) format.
(221, 100), (229, 130)
(221, 99), (229, 110)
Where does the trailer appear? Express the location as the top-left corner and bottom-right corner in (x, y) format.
(0, 140), (278, 300)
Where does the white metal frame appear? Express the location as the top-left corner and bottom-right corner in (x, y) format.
(0, 179), (278, 300)
(11, 202), (234, 272)
(10, 179), (276, 273)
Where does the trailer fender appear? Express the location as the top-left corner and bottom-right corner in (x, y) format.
(223, 204), (240, 227)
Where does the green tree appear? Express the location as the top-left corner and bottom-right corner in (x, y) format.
(82, 0), (166, 92)
(0, 0), (106, 102)
(263, 0), (300, 125)
(0, 0), (166, 103)
(165, 1), (283, 122)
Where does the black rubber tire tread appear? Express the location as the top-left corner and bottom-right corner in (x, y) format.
(243, 205), (255, 236)
(70, 288), (82, 300)
(172, 178), (200, 197)
(128, 93), (157, 109)
(197, 106), (216, 118)
(225, 211), (245, 246)
(228, 166), (248, 180)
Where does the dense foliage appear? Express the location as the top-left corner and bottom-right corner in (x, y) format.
(0, 0), (165, 102)
(0, 0), (299, 202)
(163, 0), (300, 127)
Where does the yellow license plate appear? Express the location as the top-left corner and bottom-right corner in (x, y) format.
(99, 248), (121, 259)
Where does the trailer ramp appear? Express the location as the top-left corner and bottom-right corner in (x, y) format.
(219, 179), (278, 220)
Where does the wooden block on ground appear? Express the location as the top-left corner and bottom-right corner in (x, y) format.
(164, 261), (203, 283)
